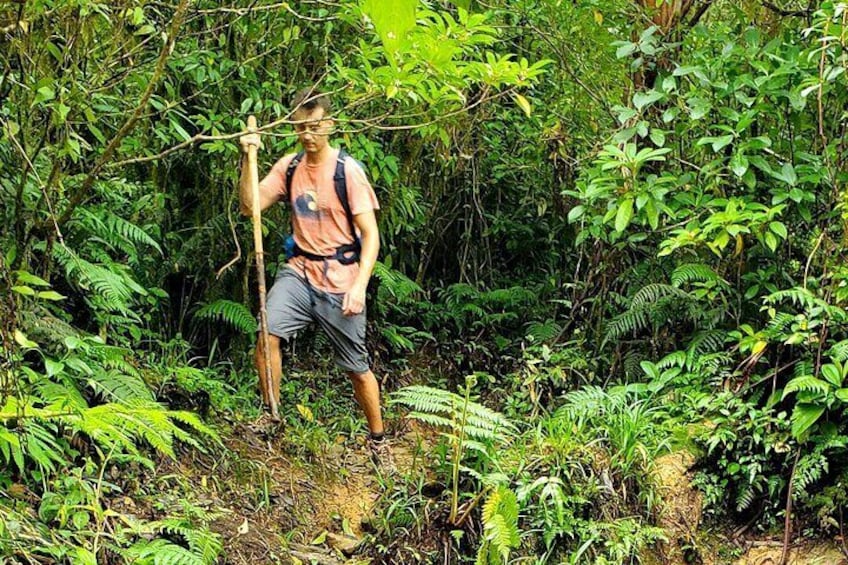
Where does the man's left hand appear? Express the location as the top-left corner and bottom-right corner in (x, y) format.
(342, 284), (366, 316)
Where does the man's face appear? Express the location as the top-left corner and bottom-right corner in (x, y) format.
(293, 106), (333, 155)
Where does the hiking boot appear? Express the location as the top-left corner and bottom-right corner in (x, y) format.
(367, 437), (397, 475)
(247, 411), (282, 436)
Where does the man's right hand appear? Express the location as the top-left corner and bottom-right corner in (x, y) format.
(239, 132), (262, 153)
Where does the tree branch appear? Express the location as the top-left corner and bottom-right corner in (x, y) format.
(51, 0), (192, 230)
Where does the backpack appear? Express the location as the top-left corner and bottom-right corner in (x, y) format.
(283, 148), (361, 265)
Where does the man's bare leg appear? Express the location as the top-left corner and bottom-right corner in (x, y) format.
(348, 370), (384, 435)
(255, 334), (282, 410)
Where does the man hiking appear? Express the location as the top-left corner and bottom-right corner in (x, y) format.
(239, 88), (392, 470)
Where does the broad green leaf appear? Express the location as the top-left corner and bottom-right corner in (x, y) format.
(33, 85), (55, 106)
(731, 153), (749, 177)
(791, 403), (824, 439)
(567, 205), (584, 223)
(764, 231), (778, 252)
(769, 221), (788, 239)
(778, 163), (797, 186)
(36, 290), (66, 301)
(14, 330), (38, 349)
(640, 361), (659, 380)
(362, 0), (416, 55)
(615, 42), (637, 58)
(615, 198), (634, 232)
(633, 90), (663, 111)
(15, 271), (50, 286)
(821, 364), (842, 387)
(710, 134), (734, 152)
(11, 286), (35, 296)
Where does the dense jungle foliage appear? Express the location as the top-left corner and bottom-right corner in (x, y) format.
(2, 0), (848, 563)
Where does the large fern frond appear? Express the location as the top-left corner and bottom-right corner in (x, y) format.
(671, 263), (723, 287)
(390, 385), (517, 444)
(194, 300), (255, 334)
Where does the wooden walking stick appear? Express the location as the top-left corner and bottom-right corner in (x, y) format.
(245, 115), (279, 420)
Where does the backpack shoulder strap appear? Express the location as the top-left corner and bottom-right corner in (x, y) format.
(285, 151), (305, 201)
(334, 149), (357, 241)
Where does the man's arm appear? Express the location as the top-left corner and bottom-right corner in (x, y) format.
(238, 133), (280, 216)
(342, 210), (379, 316)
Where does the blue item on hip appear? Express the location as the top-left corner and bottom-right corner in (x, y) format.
(283, 234), (296, 260)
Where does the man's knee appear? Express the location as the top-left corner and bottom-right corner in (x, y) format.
(347, 370), (373, 385)
(256, 334), (281, 354)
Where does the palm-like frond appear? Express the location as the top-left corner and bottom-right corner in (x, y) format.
(194, 300), (256, 334)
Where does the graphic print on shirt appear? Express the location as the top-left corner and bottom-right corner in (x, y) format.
(293, 190), (320, 219)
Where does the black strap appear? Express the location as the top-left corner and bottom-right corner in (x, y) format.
(285, 149), (361, 265)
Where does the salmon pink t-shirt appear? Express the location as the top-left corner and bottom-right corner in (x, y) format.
(259, 148), (379, 294)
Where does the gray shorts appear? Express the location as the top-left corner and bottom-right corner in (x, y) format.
(262, 267), (369, 374)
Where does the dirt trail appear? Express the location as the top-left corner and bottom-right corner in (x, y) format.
(192, 422), (423, 564)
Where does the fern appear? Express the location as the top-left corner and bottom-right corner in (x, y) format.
(524, 319), (562, 343)
(736, 484), (756, 513)
(194, 300), (256, 334)
(630, 283), (692, 308)
(685, 330), (728, 370)
(793, 450), (828, 500)
(87, 369), (155, 404)
(604, 283), (699, 343)
(765, 288), (848, 321)
(828, 340), (848, 362)
(74, 206), (162, 260)
(156, 518), (223, 564)
(671, 263), (722, 288)
(123, 538), (206, 565)
(477, 486), (520, 565)
(390, 385), (517, 444)
(373, 261), (423, 305)
(782, 375), (830, 399)
(54, 245), (147, 315)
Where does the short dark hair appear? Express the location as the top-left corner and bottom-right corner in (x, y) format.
(291, 88), (331, 115)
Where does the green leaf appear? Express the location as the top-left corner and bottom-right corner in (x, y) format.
(11, 285), (35, 296)
(514, 93), (531, 117)
(615, 198), (634, 232)
(764, 231), (778, 252)
(791, 403), (824, 439)
(362, 0), (416, 55)
(769, 221), (788, 239)
(712, 134), (734, 152)
(821, 364), (842, 387)
(778, 163), (797, 186)
(14, 330), (38, 349)
(615, 42), (637, 58)
(730, 153), (749, 177)
(33, 85), (55, 106)
(836, 389), (848, 402)
(36, 290), (66, 301)
(567, 205), (584, 223)
(15, 271), (50, 286)
(633, 90), (663, 111)
(640, 361), (659, 380)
